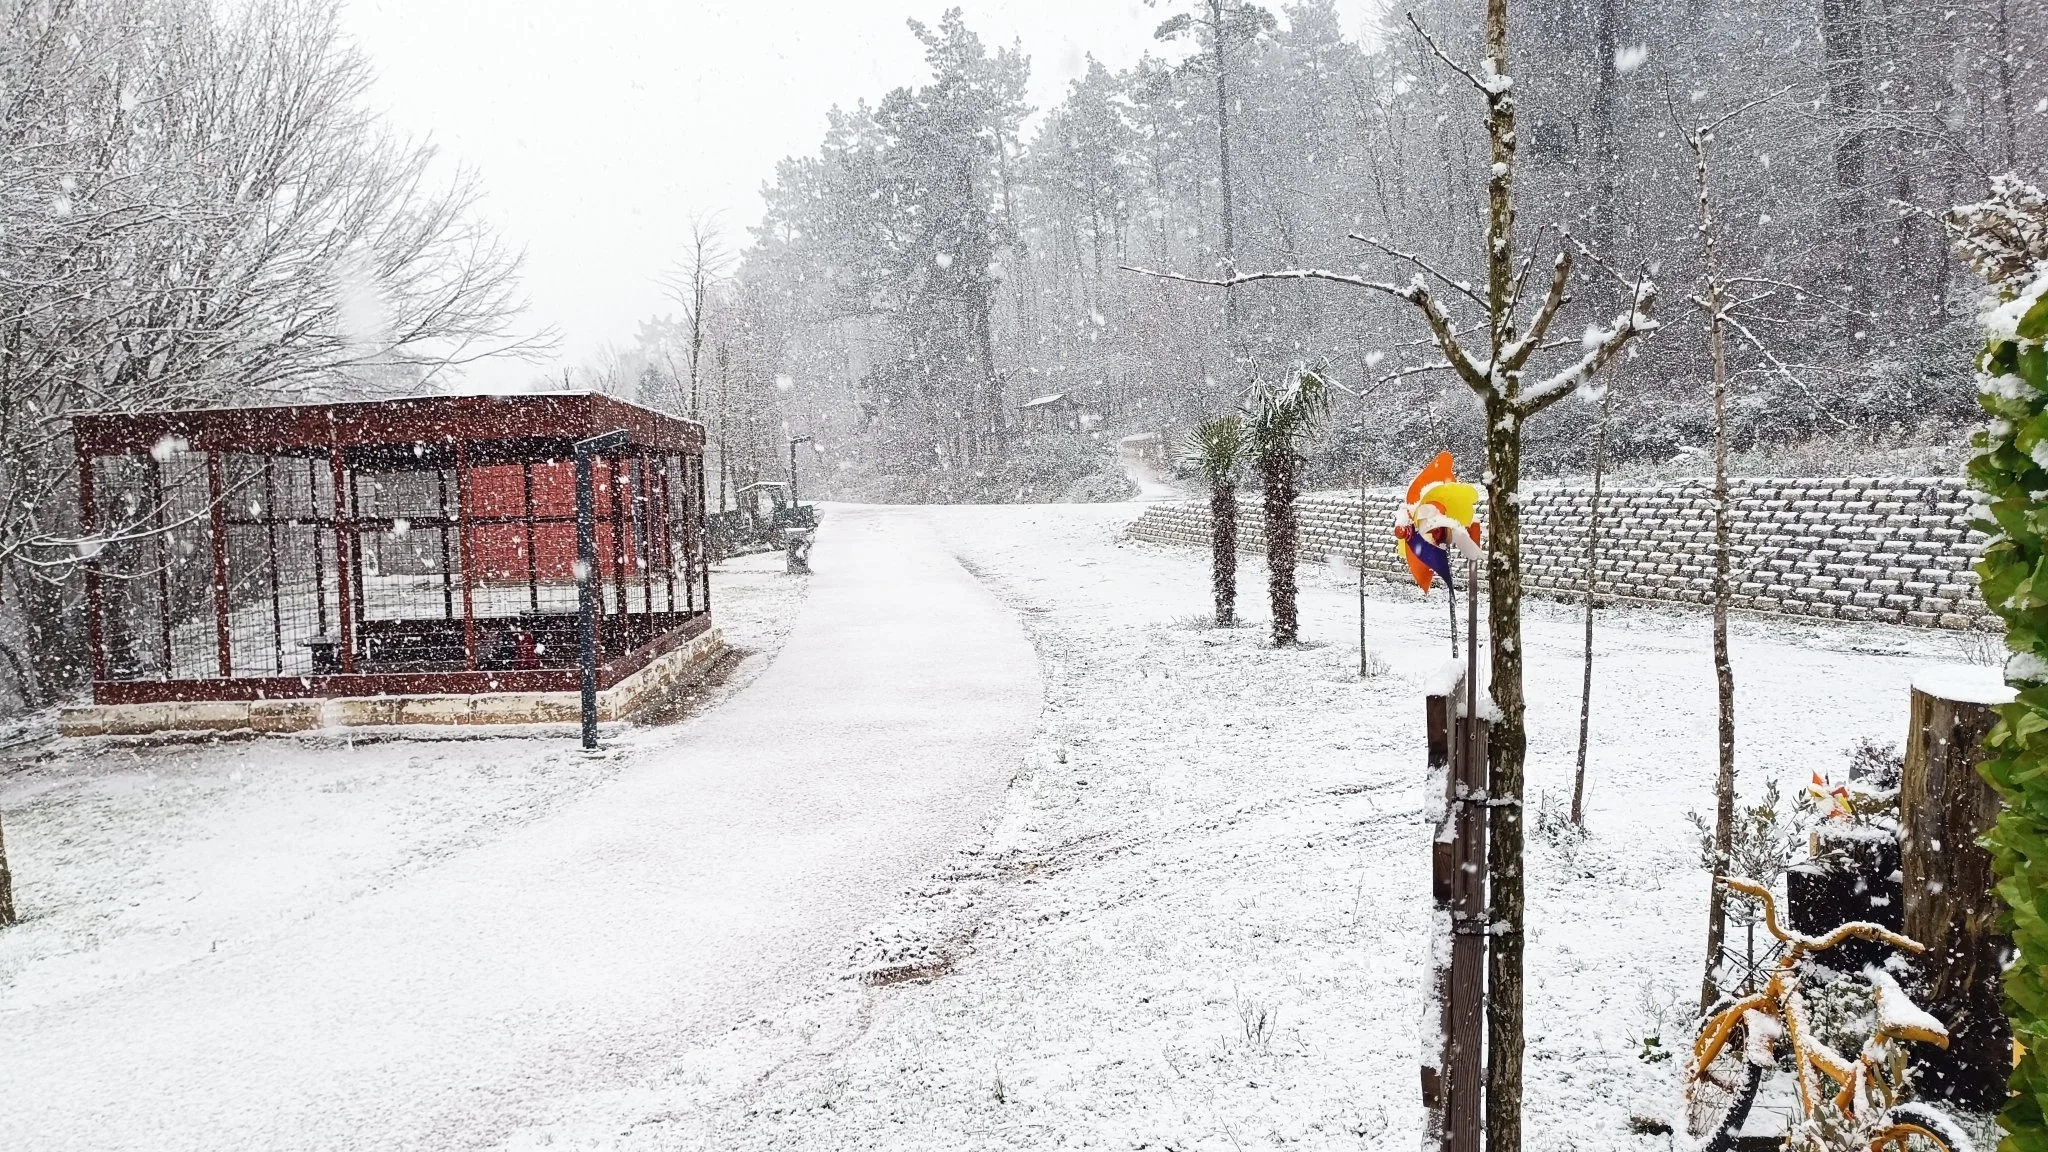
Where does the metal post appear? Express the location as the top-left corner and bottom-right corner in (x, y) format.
(788, 435), (811, 507)
(264, 457), (283, 673)
(1466, 559), (1479, 788)
(575, 430), (629, 751)
(79, 449), (106, 684)
(455, 443), (477, 669)
(206, 451), (233, 677)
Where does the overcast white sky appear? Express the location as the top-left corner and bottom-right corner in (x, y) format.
(339, 0), (1380, 390)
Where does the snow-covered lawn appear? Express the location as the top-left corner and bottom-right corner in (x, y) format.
(0, 503), (1982, 1149)
(677, 503), (1976, 1150)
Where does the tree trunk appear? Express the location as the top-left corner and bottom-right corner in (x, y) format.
(1821, 0), (1870, 319)
(1571, 389), (1608, 827)
(1901, 682), (2013, 1111)
(17, 569), (81, 707)
(1479, 0), (1527, 1144)
(1482, 394), (1527, 1152)
(1262, 450), (1300, 645)
(1359, 470), (1370, 677)
(1211, 0), (1239, 351)
(1692, 122), (1741, 1014)
(1213, 481), (1239, 627)
(1573, 0), (1623, 834)
(1588, 0), (1623, 247)
(1992, 0), (2018, 170)
(0, 809), (16, 928)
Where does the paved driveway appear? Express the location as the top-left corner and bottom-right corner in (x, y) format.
(0, 506), (1040, 1150)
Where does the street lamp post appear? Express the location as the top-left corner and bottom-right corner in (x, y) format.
(787, 435), (812, 506)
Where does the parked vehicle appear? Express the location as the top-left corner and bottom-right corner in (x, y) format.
(709, 481), (816, 560)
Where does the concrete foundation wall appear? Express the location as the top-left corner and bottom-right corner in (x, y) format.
(1129, 477), (1993, 631)
(61, 628), (726, 738)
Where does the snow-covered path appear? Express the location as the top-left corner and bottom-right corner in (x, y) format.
(1119, 453), (1181, 501)
(0, 506), (1039, 1150)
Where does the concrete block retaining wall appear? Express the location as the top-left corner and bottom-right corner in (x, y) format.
(1127, 477), (1994, 631)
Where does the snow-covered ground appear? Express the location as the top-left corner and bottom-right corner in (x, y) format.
(670, 503), (1975, 1150)
(0, 502), (1984, 1149)
(0, 519), (1040, 1150)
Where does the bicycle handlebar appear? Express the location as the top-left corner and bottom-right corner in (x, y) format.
(1716, 876), (1926, 957)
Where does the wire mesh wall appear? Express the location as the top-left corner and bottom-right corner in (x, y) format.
(79, 397), (710, 702)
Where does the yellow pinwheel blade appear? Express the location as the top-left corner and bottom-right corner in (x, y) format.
(1420, 481), (1480, 526)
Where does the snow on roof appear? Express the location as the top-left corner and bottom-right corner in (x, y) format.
(1118, 432), (1162, 444)
(1019, 393), (1068, 408)
(1911, 663), (2017, 706)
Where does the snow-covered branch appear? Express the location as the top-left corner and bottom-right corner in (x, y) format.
(1345, 232), (1488, 310)
(1120, 263), (1409, 297)
(1500, 251), (1574, 374)
(1514, 273), (1659, 416)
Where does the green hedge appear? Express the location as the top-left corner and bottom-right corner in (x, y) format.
(1970, 268), (2048, 1151)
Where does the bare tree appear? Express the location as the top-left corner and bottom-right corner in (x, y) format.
(1570, 385), (1608, 828)
(1674, 87), (1827, 1011)
(662, 215), (731, 417)
(1153, 0), (1276, 356)
(0, 0), (546, 704)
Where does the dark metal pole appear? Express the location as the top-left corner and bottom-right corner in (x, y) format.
(787, 435), (812, 507)
(576, 430), (629, 751)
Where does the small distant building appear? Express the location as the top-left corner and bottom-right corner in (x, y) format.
(1016, 392), (1080, 432)
(1118, 431), (1168, 465)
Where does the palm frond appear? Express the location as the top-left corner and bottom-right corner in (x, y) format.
(1243, 368), (1333, 459)
(1181, 414), (1245, 486)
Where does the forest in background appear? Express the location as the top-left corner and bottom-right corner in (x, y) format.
(611, 0), (2043, 502)
(1, 0), (2041, 706)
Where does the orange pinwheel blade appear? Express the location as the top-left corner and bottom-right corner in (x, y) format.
(1405, 451), (1456, 505)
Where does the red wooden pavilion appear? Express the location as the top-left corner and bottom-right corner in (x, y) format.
(73, 392), (711, 713)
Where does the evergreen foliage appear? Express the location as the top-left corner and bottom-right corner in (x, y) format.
(1963, 179), (2048, 1151)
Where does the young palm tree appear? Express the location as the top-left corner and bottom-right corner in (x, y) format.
(0, 811), (15, 927)
(1184, 415), (1246, 626)
(1243, 370), (1331, 646)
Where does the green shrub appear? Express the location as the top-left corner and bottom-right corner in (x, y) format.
(1968, 262), (2048, 1152)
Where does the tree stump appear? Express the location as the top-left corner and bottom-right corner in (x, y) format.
(1901, 666), (2015, 1112)
(1788, 830), (1903, 974)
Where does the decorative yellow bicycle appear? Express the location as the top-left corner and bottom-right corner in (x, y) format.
(1681, 877), (1975, 1152)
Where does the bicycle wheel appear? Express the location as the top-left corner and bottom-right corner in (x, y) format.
(1681, 1015), (1764, 1152)
(1872, 1102), (1975, 1152)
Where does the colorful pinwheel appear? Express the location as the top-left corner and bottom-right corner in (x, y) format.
(1393, 451), (1485, 593)
(1807, 771), (1855, 820)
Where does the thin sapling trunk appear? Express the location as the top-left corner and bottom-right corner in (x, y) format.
(1571, 387), (1609, 827)
(1688, 109), (1742, 1013)
(1358, 469), (1370, 676)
